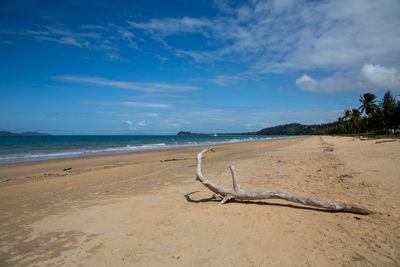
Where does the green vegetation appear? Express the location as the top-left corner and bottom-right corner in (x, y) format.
(177, 131), (248, 136)
(324, 90), (400, 135)
(177, 131), (207, 136)
(255, 123), (335, 135)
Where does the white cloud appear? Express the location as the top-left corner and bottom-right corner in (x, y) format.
(81, 101), (170, 109)
(121, 119), (133, 125)
(296, 75), (317, 92)
(52, 76), (199, 93)
(361, 64), (400, 88)
(296, 73), (365, 93)
(121, 119), (146, 130)
(254, 1), (400, 78)
(137, 121), (147, 127)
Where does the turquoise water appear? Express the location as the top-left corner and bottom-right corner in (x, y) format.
(0, 135), (290, 164)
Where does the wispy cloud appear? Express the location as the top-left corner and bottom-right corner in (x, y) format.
(209, 72), (260, 87)
(155, 55), (168, 63)
(2, 23), (136, 60)
(81, 100), (170, 109)
(128, 16), (211, 37)
(3, 0), (399, 94)
(52, 76), (199, 93)
(24, 26), (100, 48)
(107, 23), (137, 49)
(127, 0), (400, 92)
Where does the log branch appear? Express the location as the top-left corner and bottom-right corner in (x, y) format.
(196, 148), (375, 215)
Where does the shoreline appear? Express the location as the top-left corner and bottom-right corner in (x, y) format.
(0, 135), (296, 165)
(0, 137), (303, 182)
(0, 137), (304, 183)
(1, 136), (399, 266)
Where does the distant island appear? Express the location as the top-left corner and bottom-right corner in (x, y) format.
(177, 122), (336, 136)
(0, 131), (52, 136)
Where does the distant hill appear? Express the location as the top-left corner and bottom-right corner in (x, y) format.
(255, 123), (335, 135)
(0, 131), (51, 136)
(176, 131), (215, 136)
(177, 131), (250, 136)
(177, 131), (201, 136)
(177, 122), (335, 136)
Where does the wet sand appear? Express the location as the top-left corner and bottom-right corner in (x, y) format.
(0, 136), (399, 266)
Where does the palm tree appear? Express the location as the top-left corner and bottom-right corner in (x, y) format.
(359, 93), (377, 116)
(396, 95), (400, 133)
(359, 92), (382, 132)
(336, 117), (345, 133)
(343, 109), (351, 133)
(381, 91), (396, 133)
(351, 109), (362, 133)
(343, 109), (351, 119)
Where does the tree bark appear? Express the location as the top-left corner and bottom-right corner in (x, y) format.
(196, 148), (375, 215)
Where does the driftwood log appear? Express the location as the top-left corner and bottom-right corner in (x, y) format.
(196, 148), (375, 215)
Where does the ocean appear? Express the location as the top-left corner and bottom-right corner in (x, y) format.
(0, 135), (290, 164)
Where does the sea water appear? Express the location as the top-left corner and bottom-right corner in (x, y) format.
(0, 135), (290, 164)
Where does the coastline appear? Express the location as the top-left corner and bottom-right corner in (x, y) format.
(0, 137), (301, 182)
(0, 134), (291, 164)
(0, 136), (399, 266)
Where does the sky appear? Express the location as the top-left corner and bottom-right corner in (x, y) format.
(1, 0), (399, 135)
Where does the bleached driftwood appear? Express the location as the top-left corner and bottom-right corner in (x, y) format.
(196, 148), (375, 215)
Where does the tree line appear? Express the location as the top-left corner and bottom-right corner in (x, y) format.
(324, 91), (400, 135)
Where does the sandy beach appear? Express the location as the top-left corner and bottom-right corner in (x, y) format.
(0, 136), (399, 266)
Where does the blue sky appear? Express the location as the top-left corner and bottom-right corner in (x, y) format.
(1, 0), (399, 134)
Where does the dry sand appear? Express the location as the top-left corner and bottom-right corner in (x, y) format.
(0, 136), (399, 266)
